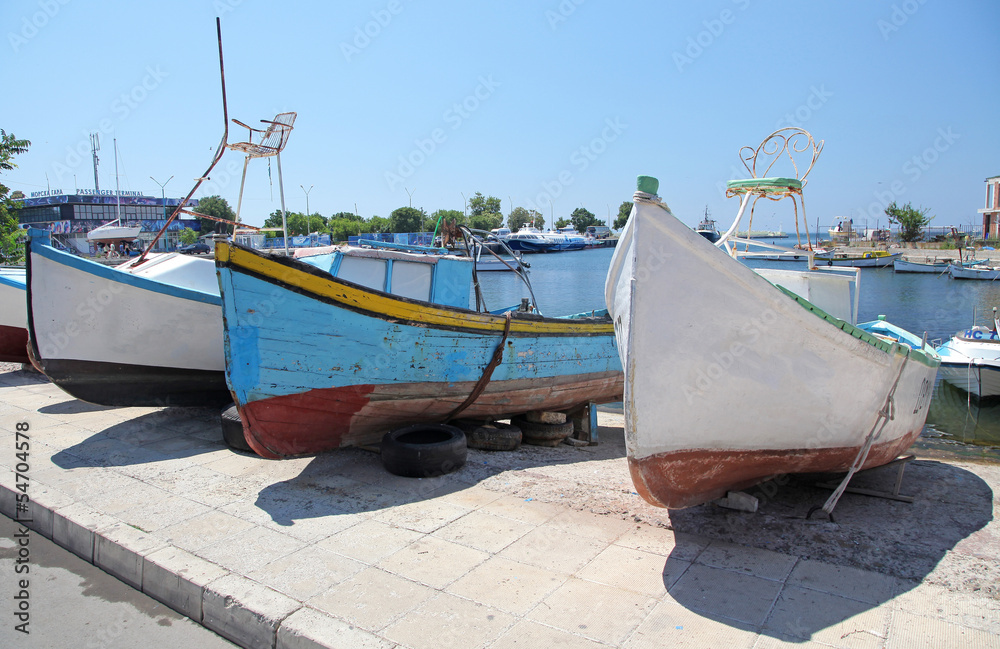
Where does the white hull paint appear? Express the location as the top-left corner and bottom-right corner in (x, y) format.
(605, 191), (939, 509)
(0, 269), (26, 330)
(936, 332), (1000, 398)
(29, 245), (223, 372)
(948, 265), (1000, 280)
(813, 252), (902, 268)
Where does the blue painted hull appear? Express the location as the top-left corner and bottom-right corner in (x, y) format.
(216, 243), (623, 456)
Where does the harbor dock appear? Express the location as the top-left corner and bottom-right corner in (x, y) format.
(1, 364), (998, 648)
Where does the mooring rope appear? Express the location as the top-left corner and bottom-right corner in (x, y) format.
(445, 311), (514, 422)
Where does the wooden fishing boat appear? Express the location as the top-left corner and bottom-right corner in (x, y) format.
(813, 250), (902, 268)
(606, 171), (939, 510)
(215, 239), (623, 457)
(893, 256), (984, 273)
(936, 326), (1000, 398)
(0, 268), (29, 363)
(25, 229), (229, 405)
(948, 263), (1000, 280)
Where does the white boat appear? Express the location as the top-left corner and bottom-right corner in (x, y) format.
(828, 217), (854, 242)
(606, 169), (939, 510)
(936, 326), (1000, 398)
(813, 250), (902, 268)
(949, 263), (1000, 280)
(26, 229), (229, 406)
(894, 256), (985, 273)
(694, 207), (720, 243)
(0, 268), (28, 363)
(86, 221), (142, 243)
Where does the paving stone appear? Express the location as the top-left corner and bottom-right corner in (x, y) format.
(577, 543), (688, 597)
(490, 619), (609, 649)
(95, 521), (168, 589)
(221, 497), (365, 543)
(142, 545), (230, 621)
(695, 541), (798, 582)
(84, 479), (173, 516)
(316, 518), (424, 565)
(277, 606), (395, 649)
(528, 576), (659, 646)
(447, 555), (570, 616)
(498, 525), (609, 574)
(479, 493), (563, 526)
(543, 507), (634, 543)
(762, 586), (889, 649)
(158, 509), (256, 553)
(308, 567), (436, 632)
(199, 525), (308, 574)
(21, 483), (75, 538)
(382, 592), (515, 649)
(614, 524), (709, 562)
(432, 484), (505, 510)
(373, 498), (472, 534)
(668, 563), (782, 627)
(885, 609), (1000, 649)
(378, 534), (489, 589)
(787, 559), (898, 604)
(893, 579), (1000, 635)
(51, 501), (117, 562)
(431, 509), (535, 553)
(203, 573), (301, 649)
(249, 545), (367, 601)
(117, 493), (212, 533)
(624, 599), (759, 649)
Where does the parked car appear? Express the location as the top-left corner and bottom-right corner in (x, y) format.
(178, 242), (211, 255)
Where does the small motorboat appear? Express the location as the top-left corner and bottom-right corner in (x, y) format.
(936, 324), (1000, 398)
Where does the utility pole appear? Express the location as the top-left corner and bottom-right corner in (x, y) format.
(150, 175), (174, 220)
(300, 184), (313, 235)
(461, 192), (467, 217)
(90, 133), (100, 192)
(405, 187), (415, 208)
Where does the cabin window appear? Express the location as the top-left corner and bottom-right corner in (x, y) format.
(337, 256), (387, 291)
(390, 260), (433, 301)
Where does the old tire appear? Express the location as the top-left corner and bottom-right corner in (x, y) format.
(467, 422), (522, 452)
(381, 424), (467, 478)
(512, 415), (574, 447)
(221, 403), (253, 452)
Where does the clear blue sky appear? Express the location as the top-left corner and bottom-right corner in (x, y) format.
(3, 0), (998, 232)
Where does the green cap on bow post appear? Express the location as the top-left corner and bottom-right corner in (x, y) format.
(637, 176), (659, 195)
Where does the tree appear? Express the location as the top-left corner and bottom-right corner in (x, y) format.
(192, 195), (236, 235)
(0, 130), (31, 264)
(429, 209), (466, 232)
(179, 227), (198, 245)
(365, 215), (390, 233)
(613, 201), (633, 230)
(388, 206), (426, 233)
(470, 214), (503, 231)
(555, 218), (571, 229)
(468, 192), (502, 217)
(509, 207), (543, 231)
(885, 201), (932, 242)
(329, 217), (364, 242)
(330, 211), (363, 222)
(570, 207), (602, 234)
(264, 210), (315, 236)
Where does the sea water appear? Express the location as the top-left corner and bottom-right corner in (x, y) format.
(478, 247), (1000, 457)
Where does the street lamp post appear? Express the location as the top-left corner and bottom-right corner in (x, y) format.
(300, 184), (313, 240)
(150, 175), (173, 250)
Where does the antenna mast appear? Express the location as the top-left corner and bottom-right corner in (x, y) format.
(90, 133), (101, 192)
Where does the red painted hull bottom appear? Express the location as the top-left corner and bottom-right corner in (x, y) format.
(237, 372), (624, 458)
(0, 325), (30, 364)
(628, 428), (922, 509)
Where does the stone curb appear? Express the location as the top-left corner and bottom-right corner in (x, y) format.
(0, 481), (383, 649)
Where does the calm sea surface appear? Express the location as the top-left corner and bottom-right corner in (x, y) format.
(479, 246), (1000, 459)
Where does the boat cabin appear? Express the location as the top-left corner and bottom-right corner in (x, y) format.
(297, 241), (473, 309)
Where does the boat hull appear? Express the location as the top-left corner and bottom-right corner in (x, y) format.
(0, 270), (29, 363)
(814, 252), (902, 267)
(935, 333), (1000, 398)
(26, 235), (230, 406)
(606, 194), (939, 509)
(948, 265), (1000, 280)
(216, 243), (624, 457)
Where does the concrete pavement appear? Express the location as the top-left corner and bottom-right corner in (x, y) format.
(1, 366), (998, 649)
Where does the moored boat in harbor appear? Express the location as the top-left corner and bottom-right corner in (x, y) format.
(936, 324), (1000, 398)
(0, 268), (29, 363)
(813, 249), (902, 268)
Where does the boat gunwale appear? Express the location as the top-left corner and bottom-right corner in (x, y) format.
(216, 241), (614, 337)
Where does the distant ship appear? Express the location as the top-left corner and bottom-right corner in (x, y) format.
(694, 207), (720, 243)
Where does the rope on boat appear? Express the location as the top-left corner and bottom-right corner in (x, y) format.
(809, 343), (911, 520)
(444, 311), (513, 422)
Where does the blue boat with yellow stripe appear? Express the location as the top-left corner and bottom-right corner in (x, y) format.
(215, 240), (623, 457)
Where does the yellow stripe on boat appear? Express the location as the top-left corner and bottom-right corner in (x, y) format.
(218, 242), (614, 335)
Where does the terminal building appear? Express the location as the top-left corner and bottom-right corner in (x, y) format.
(14, 189), (202, 254)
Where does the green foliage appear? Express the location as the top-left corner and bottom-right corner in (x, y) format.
(470, 214), (503, 231)
(388, 206), (426, 233)
(178, 227), (198, 245)
(613, 201), (633, 230)
(468, 192), (502, 217)
(507, 207), (539, 231)
(366, 216), (390, 233)
(330, 211), (363, 222)
(430, 209), (466, 232)
(555, 218), (570, 229)
(0, 130), (30, 264)
(570, 207), (602, 234)
(884, 201), (932, 242)
(329, 217), (364, 242)
(264, 210), (328, 237)
(192, 195), (236, 234)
